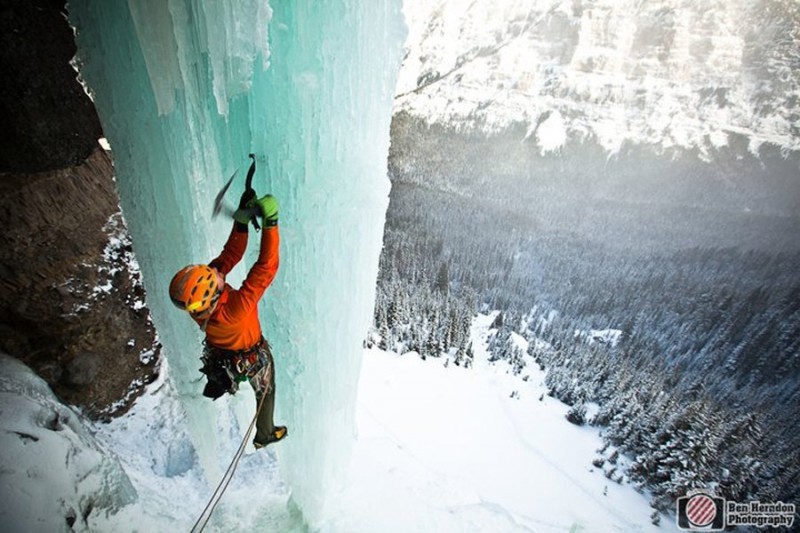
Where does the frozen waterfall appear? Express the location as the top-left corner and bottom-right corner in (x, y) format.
(68, 0), (405, 526)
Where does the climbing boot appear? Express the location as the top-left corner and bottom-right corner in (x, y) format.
(253, 426), (287, 449)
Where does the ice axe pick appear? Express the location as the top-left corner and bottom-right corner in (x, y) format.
(212, 169), (238, 219)
(212, 160), (262, 225)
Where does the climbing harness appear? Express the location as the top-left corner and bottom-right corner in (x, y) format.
(189, 389), (269, 533)
(200, 338), (270, 399)
(230, 337), (270, 378)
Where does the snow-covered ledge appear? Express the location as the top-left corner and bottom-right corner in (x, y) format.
(0, 353), (136, 530)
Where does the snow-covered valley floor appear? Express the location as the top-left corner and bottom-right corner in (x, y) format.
(1, 313), (676, 532)
(327, 313), (674, 532)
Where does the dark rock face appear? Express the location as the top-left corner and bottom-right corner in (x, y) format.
(0, 0), (159, 418)
(0, 0), (103, 173)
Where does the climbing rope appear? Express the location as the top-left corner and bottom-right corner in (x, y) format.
(189, 390), (269, 533)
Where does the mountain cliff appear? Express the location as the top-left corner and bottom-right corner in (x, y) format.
(397, 0), (800, 158)
(0, 0), (158, 419)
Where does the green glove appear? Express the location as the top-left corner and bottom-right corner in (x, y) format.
(232, 189), (258, 226)
(233, 206), (254, 225)
(255, 194), (279, 226)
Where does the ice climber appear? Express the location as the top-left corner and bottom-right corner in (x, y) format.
(169, 189), (287, 449)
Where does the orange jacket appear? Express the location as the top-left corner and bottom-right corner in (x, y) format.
(195, 224), (279, 351)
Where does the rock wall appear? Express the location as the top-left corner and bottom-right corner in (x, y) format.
(0, 0), (159, 418)
(0, 0), (102, 172)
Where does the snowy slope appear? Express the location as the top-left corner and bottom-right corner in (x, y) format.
(325, 313), (676, 532)
(0, 353), (301, 532)
(397, 0), (800, 157)
(1, 314), (674, 532)
(0, 354), (136, 532)
(80, 362), (298, 532)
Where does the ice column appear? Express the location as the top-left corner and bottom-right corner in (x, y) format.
(249, 2), (406, 523)
(69, 1), (271, 481)
(69, 0), (405, 525)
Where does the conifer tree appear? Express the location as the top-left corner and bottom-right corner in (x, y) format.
(435, 261), (450, 296)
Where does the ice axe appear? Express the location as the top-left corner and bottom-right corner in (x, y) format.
(244, 154), (261, 231)
(212, 155), (261, 229)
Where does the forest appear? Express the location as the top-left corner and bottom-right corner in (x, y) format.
(372, 179), (800, 512)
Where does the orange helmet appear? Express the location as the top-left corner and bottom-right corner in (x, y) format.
(169, 264), (221, 314)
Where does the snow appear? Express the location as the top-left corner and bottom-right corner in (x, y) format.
(328, 313), (670, 532)
(575, 328), (624, 348)
(0, 354), (136, 531)
(0, 312), (674, 532)
(536, 111), (568, 153)
(83, 360), (297, 533)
